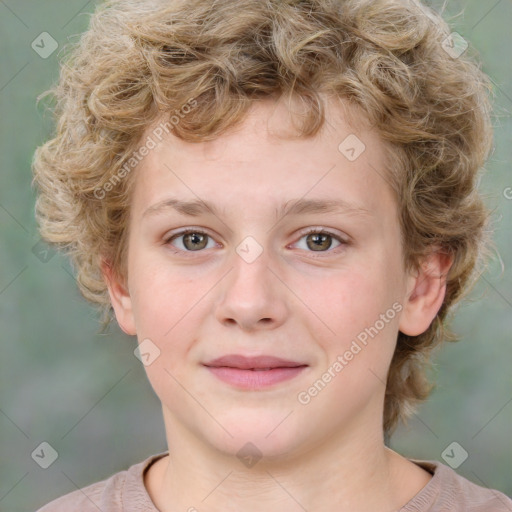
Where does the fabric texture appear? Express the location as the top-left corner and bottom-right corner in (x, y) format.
(36, 451), (512, 511)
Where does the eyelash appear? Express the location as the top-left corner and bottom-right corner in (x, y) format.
(164, 227), (349, 257)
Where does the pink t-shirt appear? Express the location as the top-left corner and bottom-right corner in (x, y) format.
(36, 451), (512, 511)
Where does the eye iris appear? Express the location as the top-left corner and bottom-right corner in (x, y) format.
(177, 231), (336, 252)
(184, 232), (208, 251)
(307, 233), (332, 251)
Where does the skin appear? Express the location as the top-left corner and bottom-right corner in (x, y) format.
(103, 96), (452, 512)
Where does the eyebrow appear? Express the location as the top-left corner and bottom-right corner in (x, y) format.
(142, 196), (372, 221)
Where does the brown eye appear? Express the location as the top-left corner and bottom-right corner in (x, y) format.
(166, 230), (215, 252)
(294, 228), (346, 255)
(182, 232), (208, 251)
(305, 232), (334, 251)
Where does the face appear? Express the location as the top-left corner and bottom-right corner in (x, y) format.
(104, 97), (441, 460)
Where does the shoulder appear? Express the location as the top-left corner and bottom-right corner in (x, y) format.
(402, 459), (512, 512)
(35, 469), (126, 512)
(35, 452), (168, 512)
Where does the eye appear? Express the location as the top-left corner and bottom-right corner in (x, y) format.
(164, 227), (348, 255)
(165, 229), (218, 252)
(292, 228), (347, 255)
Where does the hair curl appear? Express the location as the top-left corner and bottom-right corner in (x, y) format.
(32, 0), (494, 435)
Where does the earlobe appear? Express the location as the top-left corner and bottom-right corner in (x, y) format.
(100, 259), (137, 336)
(399, 250), (453, 337)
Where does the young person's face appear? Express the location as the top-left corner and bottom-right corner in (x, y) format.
(105, 98), (445, 459)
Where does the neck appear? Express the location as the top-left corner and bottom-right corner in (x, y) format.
(145, 409), (429, 512)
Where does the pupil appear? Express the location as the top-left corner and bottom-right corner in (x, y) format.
(309, 233), (330, 251)
(186, 232), (205, 250)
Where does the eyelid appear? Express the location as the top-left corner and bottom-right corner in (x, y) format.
(289, 226), (349, 256)
(164, 227), (220, 251)
(295, 226), (349, 243)
(164, 226), (349, 255)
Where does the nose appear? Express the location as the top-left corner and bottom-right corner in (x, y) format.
(214, 244), (288, 332)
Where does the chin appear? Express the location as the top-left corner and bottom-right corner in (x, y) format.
(202, 409), (309, 462)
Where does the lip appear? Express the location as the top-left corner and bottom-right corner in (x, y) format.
(205, 354), (307, 369)
(203, 354), (308, 390)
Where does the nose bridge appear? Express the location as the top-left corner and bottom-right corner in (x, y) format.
(228, 235), (274, 303)
(214, 234), (287, 330)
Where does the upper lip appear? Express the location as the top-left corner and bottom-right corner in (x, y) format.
(204, 354), (308, 369)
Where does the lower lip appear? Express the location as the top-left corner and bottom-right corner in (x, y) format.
(205, 366), (307, 389)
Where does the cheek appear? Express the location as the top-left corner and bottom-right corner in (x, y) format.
(133, 281), (200, 408)
(314, 266), (397, 336)
(309, 268), (402, 394)
(130, 261), (200, 332)
(129, 263), (205, 386)
(300, 272), (400, 415)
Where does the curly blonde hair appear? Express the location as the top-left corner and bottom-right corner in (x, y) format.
(31, 0), (494, 435)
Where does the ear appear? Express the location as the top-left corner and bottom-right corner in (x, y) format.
(100, 258), (137, 336)
(399, 248), (454, 336)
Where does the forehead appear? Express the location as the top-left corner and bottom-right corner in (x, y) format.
(130, 97), (395, 220)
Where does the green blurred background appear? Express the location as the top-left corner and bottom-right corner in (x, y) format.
(1, 1), (511, 510)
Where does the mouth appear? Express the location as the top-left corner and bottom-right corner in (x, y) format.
(203, 354), (309, 390)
